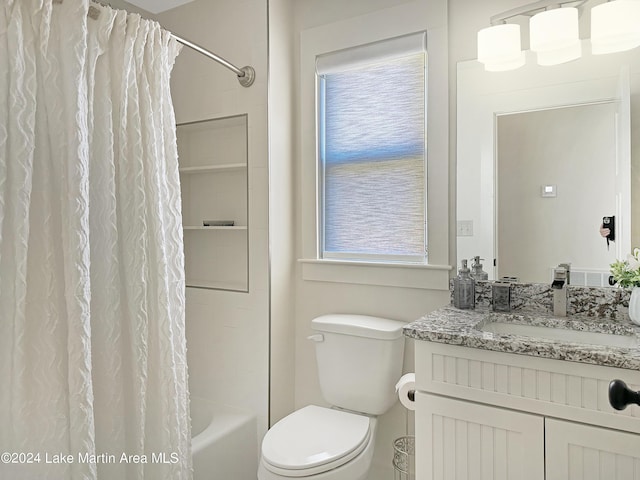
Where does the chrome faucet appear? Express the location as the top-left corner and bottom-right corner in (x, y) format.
(558, 262), (571, 286)
(552, 266), (568, 317)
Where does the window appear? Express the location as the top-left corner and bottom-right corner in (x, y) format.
(316, 33), (427, 264)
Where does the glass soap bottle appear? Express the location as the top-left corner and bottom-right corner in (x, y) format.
(453, 259), (475, 309)
(470, 256), (488, 281)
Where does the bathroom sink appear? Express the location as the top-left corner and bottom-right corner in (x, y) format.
(478, 315), (638, 349)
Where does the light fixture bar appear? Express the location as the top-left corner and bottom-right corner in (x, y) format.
(489, 0), (587, 25)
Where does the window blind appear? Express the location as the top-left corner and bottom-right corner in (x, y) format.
(317, 33), (427, 262)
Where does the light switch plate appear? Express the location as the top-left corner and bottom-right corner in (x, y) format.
(457, 220), (473, 237)
(541, 184), (557, 197)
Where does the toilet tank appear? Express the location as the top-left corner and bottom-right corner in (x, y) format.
(311, 314), (406, 416)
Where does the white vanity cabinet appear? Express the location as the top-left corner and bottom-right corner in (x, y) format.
(546, 419), (640, 479)
(416, 392), (544, 480)
(414, 341), (640, 480)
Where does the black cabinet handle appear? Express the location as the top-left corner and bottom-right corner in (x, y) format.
(609, 379), (640, 410)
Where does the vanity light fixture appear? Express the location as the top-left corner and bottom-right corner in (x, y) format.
(477, 0), (640, 71)
(477, 0), (586, 71)
(591, 0), (640, 55)
(529, 7), (581, 65)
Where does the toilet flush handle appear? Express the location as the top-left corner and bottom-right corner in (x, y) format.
(307, 334), (324, 342)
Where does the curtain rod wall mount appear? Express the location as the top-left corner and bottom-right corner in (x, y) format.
(237, 66), (256, 88)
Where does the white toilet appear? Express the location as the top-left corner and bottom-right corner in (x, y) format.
(258, 314), (406, 480)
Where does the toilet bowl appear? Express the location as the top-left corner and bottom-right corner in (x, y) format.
(258, 405), (377, 480)
(258, 314), (406, 480)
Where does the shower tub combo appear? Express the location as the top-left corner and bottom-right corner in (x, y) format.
(190, 396), (257, 480)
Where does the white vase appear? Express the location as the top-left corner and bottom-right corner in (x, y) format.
(630, 287), (640, 326)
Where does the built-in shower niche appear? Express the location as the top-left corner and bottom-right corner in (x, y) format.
(177, 114), (249, 292)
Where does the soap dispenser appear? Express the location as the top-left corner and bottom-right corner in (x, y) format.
(453, 259), (475, 309)
(470, 256), (488, 281)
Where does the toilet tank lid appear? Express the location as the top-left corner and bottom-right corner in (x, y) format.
(312, 314), (407, 340)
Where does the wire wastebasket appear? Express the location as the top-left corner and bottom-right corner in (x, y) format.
(392, 435), (415, 480)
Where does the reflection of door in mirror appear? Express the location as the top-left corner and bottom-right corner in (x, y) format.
(496, 103), (619, 284)
(456, 49), (640, 286)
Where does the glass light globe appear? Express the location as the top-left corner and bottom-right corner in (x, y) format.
(530, 7), (581, 65)
(477, 24), (525, 72)
(591, 0), (640, 55)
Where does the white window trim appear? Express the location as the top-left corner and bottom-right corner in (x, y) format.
(299, 258), (451, 290)
(299, 1), (450, 290)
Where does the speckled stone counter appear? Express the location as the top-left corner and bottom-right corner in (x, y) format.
(461, 281), (631, 319)
(404, 305), (640, 371)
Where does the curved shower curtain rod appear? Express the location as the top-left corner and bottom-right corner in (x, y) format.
(84, 2), (256, 87)
(170, 34), (256, 88)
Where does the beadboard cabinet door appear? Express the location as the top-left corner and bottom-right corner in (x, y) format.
(416, 392), (544, 480)
(546, 418), (640, 480)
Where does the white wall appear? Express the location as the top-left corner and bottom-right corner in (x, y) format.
(448, 0), (531, 275)
(156, 0), (271, 442)
(291, 1), (450, 478)
(267, 0), (297, 426)
(448, 0), (533, 275)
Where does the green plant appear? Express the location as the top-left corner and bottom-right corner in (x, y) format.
(610, 248), (640, 288)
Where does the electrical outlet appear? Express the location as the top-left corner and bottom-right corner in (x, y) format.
(457, 220), (473, 237)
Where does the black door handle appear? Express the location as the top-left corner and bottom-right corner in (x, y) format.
(609, 379), (640, 410)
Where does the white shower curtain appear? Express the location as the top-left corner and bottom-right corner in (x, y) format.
(0, 1), (191, 479)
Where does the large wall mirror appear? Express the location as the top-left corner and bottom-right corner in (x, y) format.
(457, 43), (640, 285)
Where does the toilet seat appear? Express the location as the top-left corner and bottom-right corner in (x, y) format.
(261, 405), (372, 477)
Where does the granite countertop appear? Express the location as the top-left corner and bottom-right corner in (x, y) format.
(404, 305), (640, 370)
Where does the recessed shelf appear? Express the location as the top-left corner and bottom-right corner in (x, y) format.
(178, 163), (247, 174)
(183, 225), (247, 230)
(177, 114), (247, 132)
(178, 114), (248, 292)
(186, 278), (248, 292)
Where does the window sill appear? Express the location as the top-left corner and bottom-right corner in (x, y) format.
(299, 258), (452, 290)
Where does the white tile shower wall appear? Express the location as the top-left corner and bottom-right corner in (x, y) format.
(185, 288), (269, 417)
(156, 0), (270, 440)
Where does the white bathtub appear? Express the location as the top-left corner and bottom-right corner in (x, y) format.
(191, 396), (258, 480)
